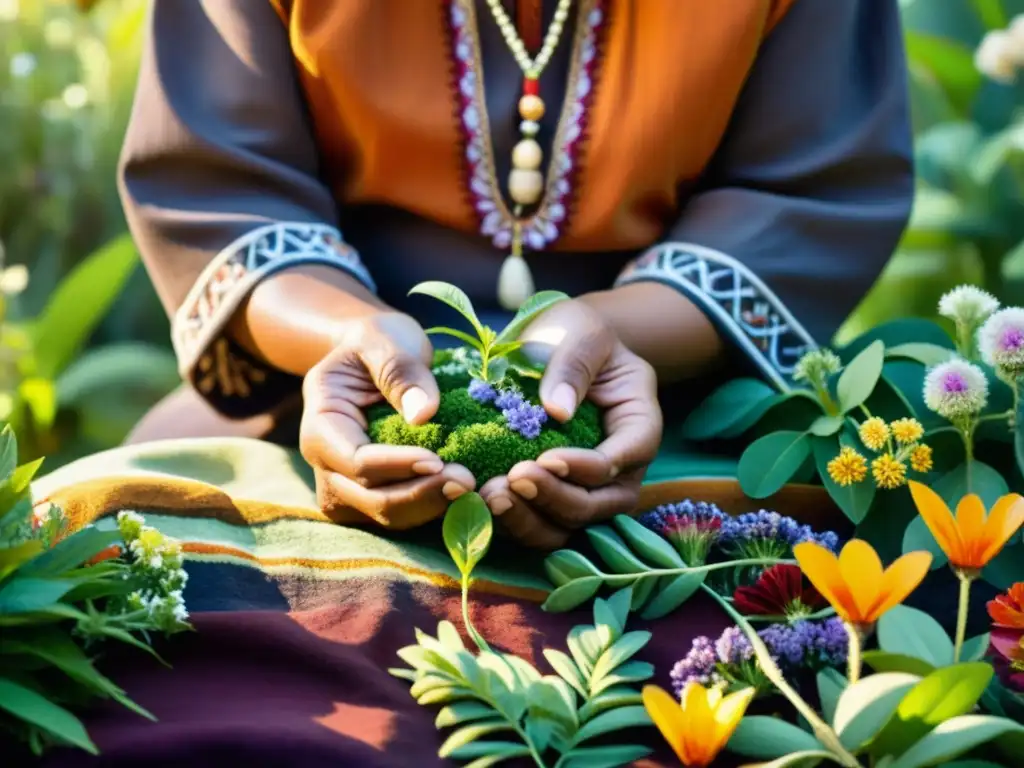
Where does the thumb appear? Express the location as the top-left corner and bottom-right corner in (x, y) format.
(539, 333), (612, 423)
(356, 316), (440, 425)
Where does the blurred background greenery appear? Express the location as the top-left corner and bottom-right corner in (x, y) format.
(1, 0), (1023, 468)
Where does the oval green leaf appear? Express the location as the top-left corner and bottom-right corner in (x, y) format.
(541, 577), (602, 613)
(586, 527), (650, 574)
(877, 605), (955, 668)
(861, 651), (937, 678)
(682, 378), (780, 440)
(495, 290), (569, 344)
(737, 431), (812, 499)
(612, 515), (685, 568)
(890, 715), (1024, 768)
(833, 672), (921, 750)
(544, 550), (602, 587)
(727, 715), (824, 758)
(640, 572), (705, 620)
(409, 281), (485, 337)
(837, 340), (885, 413)
(442, 492), (493, 578)
(813, 436), (875, 524)
(886, 342), (954, 367)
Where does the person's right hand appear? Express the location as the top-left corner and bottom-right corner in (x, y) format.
(299, 311), (476, 529)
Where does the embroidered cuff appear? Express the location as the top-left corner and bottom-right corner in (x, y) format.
(615, 242), (815, 390)
(172, 222), (375, 417)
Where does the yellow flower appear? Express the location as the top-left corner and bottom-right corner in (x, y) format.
(794, 539), (931, 627)
(890, 418), (924, 445)
(910, 444), (933, 473)
(872, 453), (907, 489)
(858, 417), (890, 451)
(909, 481), (1024, 571)
(827, 447), (868, 487)
(643, 683), (754, 767)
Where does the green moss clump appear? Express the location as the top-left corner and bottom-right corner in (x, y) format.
(365, 347), (604, 483)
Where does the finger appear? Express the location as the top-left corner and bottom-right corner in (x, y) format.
(350, 319), (440, 425)
(507, 462), (639, 530)
(348, 444), (445, 486)
(537, 327), (613, 423)
(536, 447), (615, 487)
(485, 489), (571, 550)
(595, 408), (662, 475)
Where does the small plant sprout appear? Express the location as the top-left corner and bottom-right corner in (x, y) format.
(409, 281), (568, 383)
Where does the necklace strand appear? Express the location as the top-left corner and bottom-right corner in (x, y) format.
(484, 0), (573, 79)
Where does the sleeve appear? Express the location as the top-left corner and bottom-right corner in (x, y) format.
(118, 0), (375, 418)
(614, 0), (914, 391)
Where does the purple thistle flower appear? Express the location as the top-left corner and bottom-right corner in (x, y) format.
(468, 379), (497, 403)
(979, 307), (1024, 375)
(636, 500), (727, 565)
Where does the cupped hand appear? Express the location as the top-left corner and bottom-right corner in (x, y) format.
(480, 299), (663, 549)
(300, 311), (475, 529)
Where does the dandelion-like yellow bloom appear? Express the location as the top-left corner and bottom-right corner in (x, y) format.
(890, 418), (924, 445)
(827, 447), (868, 487)
(643, 683), (755, 767)
(910, 444), (933, 473)
(872, 453), (907, 489)
(858, 417), (890, 451)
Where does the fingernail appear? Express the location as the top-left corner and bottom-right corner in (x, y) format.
(442, 481), (468, 501)
(539, 457), (569, 478)
(551, 383), (577, 418)
(412, 459), (443, 475)
(401, 387), (430, 422)
(490, 496), (513, 515)
(511, 479), (538, 500)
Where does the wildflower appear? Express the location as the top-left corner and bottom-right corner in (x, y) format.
(501, 398), (548, 439)
(732, 564), (824, 619)
(908, 481), (1024, 573)
(720, 509), (840, 560)
(858, 417), (890, 451)
(643, 683), (755, 768)
(978, 307), (1024, 377)
(495, 389), (524, 410)
(976, 30), (1018, 83)
(827, 447), (868, 487)
(990, 629), (1024, 692)
(871, 454), (907, 490)
(923, 359), (989, 419)
(890, 418), (924, 445)
(467, 379), (497, 403)
(637, 500), (727, 565)
(672, 626), (769, 696)
(670, 636), (720, 690)
(939, 285), (1000, 327)
(909, 444), (933, 474)
(792, 349), (842, 388)
(793, 539), (931, 628)
(758, 618), (848, 671)
(989, 583), (1024, 630)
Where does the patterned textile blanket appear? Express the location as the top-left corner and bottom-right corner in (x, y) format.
(25, 438), (821, 768)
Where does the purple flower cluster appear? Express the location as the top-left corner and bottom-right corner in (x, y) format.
(720, 510), (840, 559)
(669, 619), (847, 698)
(637, 501), (727, 565)
(467, 381), (548, 440)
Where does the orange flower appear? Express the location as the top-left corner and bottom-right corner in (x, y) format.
(643, 683), (754, 767)
(793, 539), (931, 626)
(908, 481), (1024, 571)
(989, 583), (1024, 629)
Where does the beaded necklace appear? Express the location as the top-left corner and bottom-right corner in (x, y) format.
(482, 0), (574, 310)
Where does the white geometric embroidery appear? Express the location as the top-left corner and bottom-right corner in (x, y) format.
(616, 242), (816, 390)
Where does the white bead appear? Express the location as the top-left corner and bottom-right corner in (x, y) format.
(511, 139), (543, 170)
(498, 254), (535, 310)
(508, 169), (544, 205)
(520, 120), (540, 137)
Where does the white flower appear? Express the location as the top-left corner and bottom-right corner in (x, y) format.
(976, 30), (1018, 83)
(924, 359), (989, 419)
(978, 307), (1024, 374)
(792, 349), (842, 387)
(938, 285), (999, 326)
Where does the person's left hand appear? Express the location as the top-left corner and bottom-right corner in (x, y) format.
(479, 299), (663, 549)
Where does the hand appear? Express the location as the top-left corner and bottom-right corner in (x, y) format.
(480, 300), (663, 549)
(299, 311), (475, 529)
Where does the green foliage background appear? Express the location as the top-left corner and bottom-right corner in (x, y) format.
(4, 0), (1024, 468)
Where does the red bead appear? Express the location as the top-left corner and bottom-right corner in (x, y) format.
(522, 78), (540, 97)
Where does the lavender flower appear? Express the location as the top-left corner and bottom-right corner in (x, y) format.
(978, 307), (1024, 377)
(637, 500), (727, 565)
(715, 626), (753, 665)
(495, 389), (524, 410)
(720, 509), (839, 560)
(923, 359), (989, 419)
(670, 635), (719, 690)
(504, 399), (548, 439)
(468, 379), (497, 403)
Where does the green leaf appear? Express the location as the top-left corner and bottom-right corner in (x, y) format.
(813, 436), (875, 524)
(0, 676), (97, 753)
(33, 233), (139, 379)
(871, 663), (994, 759)
(886, 343), (954, 367)
(596, 588), (632, 642)
(441, 720), (517, 756)
(585, 527), (650, 574)
(409, 281), (486, 338)
(682, 378), (781, 440)
(970, 0), (1007, 28)
(544, 550), (602, 587)
(961, 634), (990, 663)
(1015, 407), (1024, 487)
(903, 32), (983, 117)
(737, 431), (811, 498)
(743, 751), (837, 768)
(629, 574), (657, 611)
(447, 741), (532, 761)
(0, 577), (80, 613)
(590, 632), (651, 685)
(877, 605), (955, 668)
(837, 340), (885, 413)
(443, 493), (493, 579)
(20, 528), (122, 577)
(0, 541), (45, 581)
(862, 651), (937, 678)
(816, 668), (847, 725)
(577, 686), (642, 722)
(833, 672), (921, 750)
(542, 649), (587, 699)
(566, 626), (598, 678)
(19, 378), (57, 431)
(612, 515), (684, 568)
(569, 705), (650, 746)
(640, 572), (705, 620)
(0, 458), (44, 521)
(418, 686), (474, 706)
(542, 577), (602, 613)
(889, 715), (1024, 768)
(809, 415), (845, 437)
(933, 460), (1009, 509)
(494, 290), (569, 345)
(727, 715), (825, 758)
(437, 621), (466, 653)
(424, 326), (484, 351)
(558, 745), (652, 768)
(0, 426), (17, 479)
(588, 660), (653, 697)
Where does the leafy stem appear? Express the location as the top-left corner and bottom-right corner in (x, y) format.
(461, 573), (490, 654)
(953, 572), (974, 664)
(599, 557), (793, 585)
